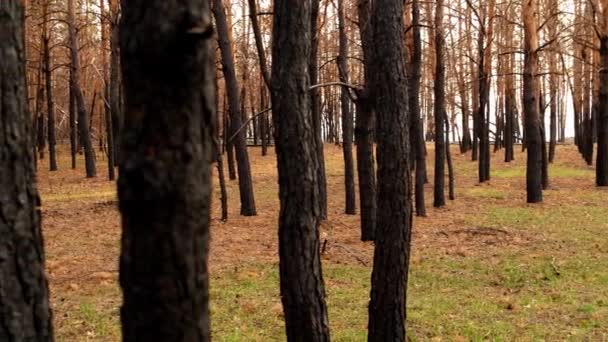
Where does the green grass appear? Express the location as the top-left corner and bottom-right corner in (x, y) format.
(493, 165), (593, 179)
(465, 187), (507, 200)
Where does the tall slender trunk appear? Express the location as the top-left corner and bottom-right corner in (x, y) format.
(338, 0), (356, 215)
(523, 0), (543, 203)
(68, 0), (96, 177)
(271, 1), (330, 339)
(368, 0), (413, 339)
(410, 0), (426, 217)
(213, 0), (257, 216)
(310, 0), (328, 219)
(355, 0), (377, 241)
(433, 0), (446, 208)
(597, 2), (608, 186)
(0, 2), (54, 339)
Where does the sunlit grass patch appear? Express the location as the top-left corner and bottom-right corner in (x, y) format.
(465, 187), (507, 200)
(44, 191), (116, 203)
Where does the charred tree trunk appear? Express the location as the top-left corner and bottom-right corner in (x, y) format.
(598, 4), (608, 186)
(213, 0), (257, 216)
(0, 2), (54, 339)
(68, 0), (96, 177)
(433, 0), (446, 208)
(310, 0), (328, 219)
(69, 72), (77, 169)
(118, 1), (214, 340)
(42, 3), (57, 171)
(355, 0), (377, 241)
(368, 0), (413, 339)
(410, 0), (427, 217)
(338, 0), (356, 215)
(109, 0), (121, 168)
(446, 113), (455, 201)
(523, 0), (543, 203)
(271, 1), (331, 340)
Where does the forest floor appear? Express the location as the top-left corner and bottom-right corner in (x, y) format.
(39, 144), (608, 341)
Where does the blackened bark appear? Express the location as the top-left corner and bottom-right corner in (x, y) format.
(549, 81), (557, 163)
(354, 94), (376, 241)
(0, 2), (54, 339)
(598, 33), (608, 186)
(539, 90), (549, 190)
(504, 84), (515, 162)
(355, 0), (377, 240)
(42, 32), (57, 171)
(118, 1), (214, 340)
(368, 0), (413, 339)
(338, 0), (356, 215)
(109, 1), (121, 167)
(68, 0), (96, 178)
(446, 114), (455, 201)
(69, 72), (77, 169)
(34, 58), (45, 161)
(310, 0), (328, 219)
(523, 0), (543, 203)
(212, 0), (257, 216)
(271, 1), (330, 340)
(410, 0), (426, 217)
(433, 0), (446, 208)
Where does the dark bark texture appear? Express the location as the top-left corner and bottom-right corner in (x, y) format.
(367, 0), (413, 339)
(410, 0), (426, 217)
(0, 2), (54, 340)
(118, 1), (215, 340)
(310, 0), (328, 220)
(338, 0), (356, 215)
(355, 0), (377, 241)
(68, 0), (96, 177)
(523, 0), (543, 203)
(598, 34), (608, 186)
(433, 0), (446, 208)
(271, 1), (331, 340)
(212, 0), (257, 216)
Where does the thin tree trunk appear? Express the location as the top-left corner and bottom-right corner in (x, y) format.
(118, 1), (214, 340)
(0, 2), (54, 339)
(597, 1), (608, 186)
(433, 0), (446, 208)
(68, 0), (96, 177)
(410, 0), (427, 217)
(310, 0), (328, 219)
(213, 0), (257, 216)
(368, 0), (413, 339)
(271, 1), (330, 339)
(446, 113), (455, 201)
(523, 0), (543, 203)
(109, 0), (121, 168)
(338, 0), (356, 215)
(355, 0), (377, 241)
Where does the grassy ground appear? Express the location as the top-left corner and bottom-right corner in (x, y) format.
(38, 145), (608, 341)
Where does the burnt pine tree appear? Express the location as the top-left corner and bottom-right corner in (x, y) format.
(597, 0), (608, 187)
(433, 0), (446, 208)
(338, 0), (356, 215)
(367, 0), (413, 339)
(0, 1), (54, 339)
(410, 0), (427, 217)
(212, 0), (256, 216)
(67, 0), (96, 178)
(41, 0), (57, 171)
(271, 0), (331, 340)
(118, 0), (215, 340)
(310, 0), (329, 219)
(523, 0), (543, 203)
(355, 0), (377, 241)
